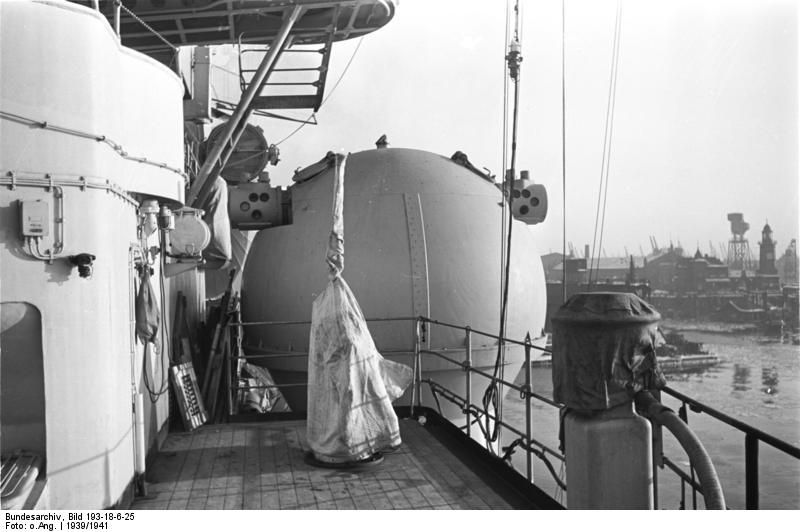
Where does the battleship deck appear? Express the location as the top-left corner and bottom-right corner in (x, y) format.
(129, 413), (561, 510)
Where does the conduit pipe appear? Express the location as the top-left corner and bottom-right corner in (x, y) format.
(134, 392), (147, 496)
(129, 244), (147, 498)
(635, 391), (726, 510)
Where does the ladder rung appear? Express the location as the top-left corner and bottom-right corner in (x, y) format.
(250, 95), (320, 110)
(272, 67), (324, 72)
(241, 66), (322, 74)
(241, 48), (324, 55)
(282, 48), (327, 53)
(263, 81), (320, 87)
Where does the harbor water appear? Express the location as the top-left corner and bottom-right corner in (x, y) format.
(503, 328), (800, 509)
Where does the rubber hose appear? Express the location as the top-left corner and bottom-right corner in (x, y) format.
(635, 391), (726, 510)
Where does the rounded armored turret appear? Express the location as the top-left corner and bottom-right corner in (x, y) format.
(241, 147), (548, 415)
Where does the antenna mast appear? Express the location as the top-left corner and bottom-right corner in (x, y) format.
(484, 0), (523, 452)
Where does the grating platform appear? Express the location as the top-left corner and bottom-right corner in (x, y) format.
(1, 451), (41, 510)
(130, 416), (546, 510)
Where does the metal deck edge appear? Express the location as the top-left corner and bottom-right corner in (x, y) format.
(396, 407), (564, 510)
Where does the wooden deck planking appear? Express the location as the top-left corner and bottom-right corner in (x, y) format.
(131, 418), (519, 510)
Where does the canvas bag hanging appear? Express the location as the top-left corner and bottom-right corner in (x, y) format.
(306, 153), (412, 463)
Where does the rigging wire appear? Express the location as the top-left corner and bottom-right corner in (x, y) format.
(501, 0), (511, 319)
(595, 1), (623, 285)
(274, 37), (366, 146)
(588, 0), (623, 288)
(561, 0), (567, 303)
(483, 0), (522, 448)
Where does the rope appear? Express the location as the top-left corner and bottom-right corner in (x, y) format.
(326, 154), (346, 278)
(588, 1), (623, 288)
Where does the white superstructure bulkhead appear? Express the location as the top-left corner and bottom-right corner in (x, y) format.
(1, 0), (188, 509)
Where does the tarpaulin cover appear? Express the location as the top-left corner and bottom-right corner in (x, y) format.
(306, 153), (412, 462)
(201, 177), (232, 268)
(551, 292), (665, 411)
(135, 266), (161, 352)
(205, 228), (253, 298)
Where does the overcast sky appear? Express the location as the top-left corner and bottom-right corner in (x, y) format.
(217, 0), (798, 259)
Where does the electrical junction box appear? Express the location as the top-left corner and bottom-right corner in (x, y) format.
(20, 200), (50, 237)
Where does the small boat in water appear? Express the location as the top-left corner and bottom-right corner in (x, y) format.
(534, 329), (720, 372)
(655, 329), (719, 371)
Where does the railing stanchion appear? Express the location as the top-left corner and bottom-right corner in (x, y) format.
(524, 334), (532, 483)
(411, 318), (421, 418)
(225, 330), (232, 418)
(678, 403), (698, 509)
(680, 479), (686, 510)
(114, 0), (121, 38)
(745, 433), (759, 509)
(465, 327), (472, 438)
(418, 320), (424, 412)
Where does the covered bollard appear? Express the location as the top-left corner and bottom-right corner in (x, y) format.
(551, 292), (665, 509)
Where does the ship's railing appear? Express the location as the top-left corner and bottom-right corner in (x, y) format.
(227, 317), (419, 412)
(227, 315), (566, 497)
(411, 317), (565, 493)
(656, 386), (800, 510)
(225, 315), (800, 510)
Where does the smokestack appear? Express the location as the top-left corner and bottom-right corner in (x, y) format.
(585, 244), (590, 259)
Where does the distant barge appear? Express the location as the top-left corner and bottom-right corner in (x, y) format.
(534, 330), (720, 370)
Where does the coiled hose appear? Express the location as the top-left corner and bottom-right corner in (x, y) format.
(635, 391), (726, 510)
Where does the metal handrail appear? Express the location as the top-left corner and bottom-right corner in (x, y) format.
(225, 313), (800, 509)
(422, 380), (565, 464)
(660, 385), (800, 509)
(417, 348), (558, 408)
(228, 314), (563, 492)
(231, 316), (417, 327)
(663, 386), (800, 459)
(411, 317), (564, 493)
(419, 316), (550, 351)
(422, 379), (567, 491)
(229, 316), (417, 398)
